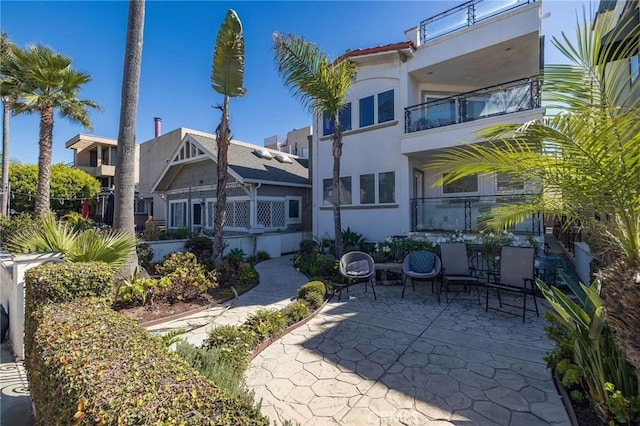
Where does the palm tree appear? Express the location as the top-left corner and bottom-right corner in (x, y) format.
(114, 0), (145, 276)
(426, 9), (640, 367)
(0, 32), (19, 217)
(210, 9), (246, 265)
(273, 33), (357, 257)
(10, 45), (101, 215)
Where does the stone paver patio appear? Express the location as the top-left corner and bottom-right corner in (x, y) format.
(247, 283), (569, 425)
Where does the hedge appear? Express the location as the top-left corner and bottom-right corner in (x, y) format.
(28, 298), (268, 425)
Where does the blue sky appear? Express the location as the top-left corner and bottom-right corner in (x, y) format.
(2, 0), (589, 165)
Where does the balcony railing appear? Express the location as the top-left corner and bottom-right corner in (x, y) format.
(411, 194), (542, 235)
(420, 0), (535, 43)
(404, 76), (541, 133)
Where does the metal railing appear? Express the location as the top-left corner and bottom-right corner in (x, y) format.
(411, 194), (542, 234)
(405, 76), (541, 133)
(420, 0), (535, 44)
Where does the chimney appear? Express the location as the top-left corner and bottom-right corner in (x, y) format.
(154, 117), (162, 138)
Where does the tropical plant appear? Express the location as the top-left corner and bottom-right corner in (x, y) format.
(0, 32), (18, 217)
(113, 0), (145, 277)
(425, 7), (640, 372)
(210, 9), (246, 265)
(8, 212), (136, 270)
(9, 44), (101, 215)
(538, 278), (638, 423)
(273, 33), (357, 258)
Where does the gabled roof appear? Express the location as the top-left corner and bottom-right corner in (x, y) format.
(338, 41), (416, 61)
(152, 132), (310, 192)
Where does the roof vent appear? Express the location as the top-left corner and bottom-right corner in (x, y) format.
(275, 153), (292, 164)
(254, 149), (273, 160)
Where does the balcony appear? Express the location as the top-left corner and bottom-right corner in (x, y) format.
(420, 0), (536, 44)
(404, 76), (540, 134)
(411, 193), (542, 234)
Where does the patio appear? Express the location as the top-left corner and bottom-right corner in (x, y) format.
(247, 284), (570, 425)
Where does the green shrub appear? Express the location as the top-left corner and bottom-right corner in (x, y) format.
(238, 263), (259, 288)
(255, 251), (270, 261)
(136, 242), (154, 270)
(204, 325), (258, 375)
(25, 298), (267, 425)
(298, 281), (327, 300)
(308, 254), (339, 280)
(155, 252), (217, 302)
(184, 235), (213, 265)
(175, 342), (256, 406)
(0, 212), (38, 248)
(301, 291), (324, 310)
(225, 247), (246, 264)
(244, 309), (287, 340)
(114, 268), (158, 306)
(282, 300), (310, 324)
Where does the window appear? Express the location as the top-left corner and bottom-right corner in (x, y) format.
(378, 171), (395, 203)
(110, 147), (117, 166)
(323, 177), (352, 206)
(192, 202), (203, 227)
(496, 172), (525, 191)
(443, 173), (478, 194)
(378, 90), (394, 123)
(360, 174), (375, 204)
(286, 197), (302, 224)
(359, 96), (374, 127)
(322, 103), (352, 136)
(631, 55), (639, 84)
(360, 172), (396, 204)
(134, 198), (146, 214)
(169, 200), (187, 228)
(257, 200), (286, 229)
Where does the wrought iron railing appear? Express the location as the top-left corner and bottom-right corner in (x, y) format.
(410, 194), (542, 235)
(419, 0), (535, 43)
(404, 76), (541, 133)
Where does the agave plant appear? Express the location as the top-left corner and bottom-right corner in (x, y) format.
(8, 212), (135, 270)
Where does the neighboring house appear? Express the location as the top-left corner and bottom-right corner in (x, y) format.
(311, 0), (545, 242)
(65, 133), (140, 222)
(596, 0), (639, 107)
(264, 126), (312, 159)
(151, 132), (311, 238)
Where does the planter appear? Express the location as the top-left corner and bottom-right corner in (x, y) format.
(250, 298), (328, 361)
(551, 369), (580, 426)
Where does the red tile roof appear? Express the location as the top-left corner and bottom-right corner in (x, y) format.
(339, 41), (416, 61)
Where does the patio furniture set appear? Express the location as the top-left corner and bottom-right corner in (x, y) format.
(337, 243), (545, 322)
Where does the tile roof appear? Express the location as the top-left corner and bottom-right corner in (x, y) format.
(188, 133), (310, 187)
(338, 41), (416, 61)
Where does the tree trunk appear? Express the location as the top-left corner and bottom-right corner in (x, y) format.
(1, 100), (9, 217)
(212, 96), (230, 265)
(114, 0), (145, 277)
(34, 105), (53, 216)
(332, 115), (343, 258)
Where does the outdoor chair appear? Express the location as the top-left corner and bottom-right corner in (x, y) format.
(401, 251), (442, 301)
(338, 251), (377, 301)
(440, 243), (482, 303)
(486, 246), (539, 322)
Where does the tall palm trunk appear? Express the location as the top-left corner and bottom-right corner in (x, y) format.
(34, 105), (53, 215)
(1, 100), (9, 216)
(212, 96), (229, 265)
(114, 0), (144, 277)
(332, 115), (343, 257)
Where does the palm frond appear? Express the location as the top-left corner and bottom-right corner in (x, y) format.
(211, 9), (245, 98)
(70, 229), (137, 270)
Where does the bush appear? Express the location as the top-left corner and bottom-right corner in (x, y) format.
(244, 309), (287, 340)
(26, 298), (267, 425)
(136, 242), (153, 270)
(282, 300), (310, 324)
(204, 325), (258, 375)
(298, 280), (327, 300)
(184, 235), (213, 265)
(238, 263), (259, 288)
(255, 251), (270, 262)
(301, 291), (324, 310)
(155, 252), (217, 303)
(175, 342), (256, 406)
(225, 248), (246, 265)
(0, 212), (38, 248)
